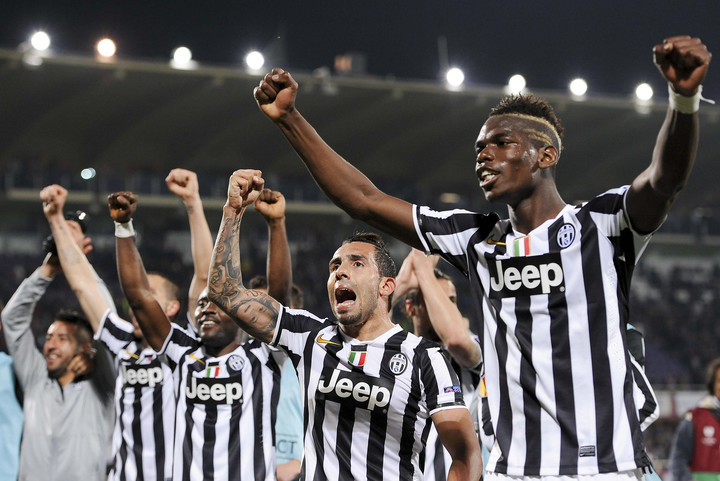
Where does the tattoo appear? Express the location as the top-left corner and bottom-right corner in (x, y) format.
(208, 213), (278, 341)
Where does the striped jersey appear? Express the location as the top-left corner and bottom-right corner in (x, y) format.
(414, 186), (654, 476)
(96, 310), (176, 481)
(421, 351), (483, 481)
(161, 324), (283, 481)
(271, 308), (466, 481)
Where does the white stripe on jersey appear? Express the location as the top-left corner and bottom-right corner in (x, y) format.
(415, 186), (654, 476)
(96, 310), (177, 481)
(162, 325), (282, 481)
(273, 309), (466, 481)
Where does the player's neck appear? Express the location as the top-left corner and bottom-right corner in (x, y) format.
(204, 341), (239, 358)
(340, 313), (395, 342)
(508, 188), (565, 235)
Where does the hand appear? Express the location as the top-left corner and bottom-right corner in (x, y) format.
(166, 168), (200, 203)
(107, 192), (138, 223)
(654, 36), (712, 96)
(254, 188), (286, 222)
(409, 248), (440, 275)
(254, 68), (299, 122)
(396, 250), (420, 294)
(40, 184), (68, 219)
(226, 169), (264, 212)
(68, 348), (97, 380)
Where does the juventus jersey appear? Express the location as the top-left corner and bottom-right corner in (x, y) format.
(421, 351), (483, 481)
(271, 308), (466, 481)
(414, 186), (653, 476)
(96, 310), (176, 481)
(161, 325), (283, 481)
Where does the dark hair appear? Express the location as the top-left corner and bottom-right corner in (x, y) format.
(248, 275), (268, 290)
(290, 284), (304, 309)
(706, 358), (720, 395)
(147, 272), (182, 322)
(54, 308), (93, 345)
(490, 94), (564, 139)
(342, 232), (396, 310)
(405, 267), (453, 305)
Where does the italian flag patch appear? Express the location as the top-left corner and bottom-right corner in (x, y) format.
(513, 236), (531, 257)
(206, 361), (221, 378)
(348, 345), (367, 367)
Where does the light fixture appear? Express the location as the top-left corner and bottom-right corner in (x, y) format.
(245, 51), (265, 71)
(170, 46), (196, 69)
(30, 31), (51, 51)
(445, 67), (465, 88)
(96, 38), (117, 59)
(569, 78), (588, 97)
(506, 74), (526, 95)
(635, 83), (653, 101)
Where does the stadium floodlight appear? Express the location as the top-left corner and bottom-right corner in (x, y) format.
(635, 83), (653, 101)
(30, 31), (51, 51)
(445, 67), (465, 88)
(80, 168), (96, 180)
(245, 51), (265, 71)
(170, 46), (196, 70)
(507, 74), (526, 95)
(569, 78), (588, 97)
(96, 38), (117, 58)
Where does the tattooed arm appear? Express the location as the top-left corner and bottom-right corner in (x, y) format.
(208, 169), (283, 344)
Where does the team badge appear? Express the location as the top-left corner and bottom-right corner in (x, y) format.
(348, 345), (367, 367)
(388, 353), (407, 375)
(227, 355), (245, 374)
(703, 425), (715, 438)
(556, 223), (576, 249)
(205, 361), (221, 378)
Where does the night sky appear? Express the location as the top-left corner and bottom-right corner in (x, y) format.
(3, 0), (720, 96)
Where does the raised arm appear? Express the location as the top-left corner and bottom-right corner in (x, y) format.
(208, 169), (282, 344)
(432, 408), (483, 481)
(108, 192), (170, 351)
(254, 69), (420, 248)
(40, 184), (112, 331)
(627, 35), (712, 234)
(410, 249), (482, 369)
(254, 188), (292, 305)
(166, 168), (214, 323)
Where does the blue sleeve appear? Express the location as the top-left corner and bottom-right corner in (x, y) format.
(274, 360), (304, 463)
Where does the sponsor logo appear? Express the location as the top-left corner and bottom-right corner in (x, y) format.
(388, 353), (407, 375)
(316, 333), (341, 346)
(556, 224), (576, 249)
(317, 369), (391, 411)
(578, 445), (596, 457)
(488, 253), (565, 298)
(227, 355), (245, 373)
(703, 425), (715, 437)
(121, 361), (163, 388)
(487, 236), (505, 246)
(444, 385), (461, 393)
(185, 376), (243, 405)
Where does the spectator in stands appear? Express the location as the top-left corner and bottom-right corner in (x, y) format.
(1, 223), (115, 480)
(669, 358), (720, 481)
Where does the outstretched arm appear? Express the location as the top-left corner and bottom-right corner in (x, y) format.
(166, 168), (214, 323)
(254, 69), (421, 248)
(410, 249), (482, 369)
(627, 35), (712, 234)
(208, 170), (282, 344)
(109, 192), (170, 351)
(255, 188), (292, 305)
(433, 408), (483, 481)
(40, 184), (111, 331)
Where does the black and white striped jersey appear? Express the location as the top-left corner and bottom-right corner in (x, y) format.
(161, 325), (283, 481)
(421, 351), (483, 481)
(271, 308), (466, 481)
(414, 185), (653, 476)
(96, 310), (177, 481)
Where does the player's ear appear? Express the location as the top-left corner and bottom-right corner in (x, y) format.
(538, 145), (559, 169)
(380, 276), (396, 299)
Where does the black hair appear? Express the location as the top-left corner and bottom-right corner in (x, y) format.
(490, 94), (564, 145)
(248, 275), (268, 290)
(706, 358), (720, 395)
(54, 308), (93, 346)
(147, 272), (182, 322)
(290, 284), (304, 310)
(342, 232), (396, 310)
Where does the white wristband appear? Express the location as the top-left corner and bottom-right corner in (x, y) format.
(668, 85), (702, 114)
(114, 220), (135, 238)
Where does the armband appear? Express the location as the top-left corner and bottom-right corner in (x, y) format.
(668, 85), (714, 114)
(114, 220), (135, 238)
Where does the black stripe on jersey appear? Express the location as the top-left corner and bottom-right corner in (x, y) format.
(167, 329), (198, 371)
(576, 208), (617, 472)
(103, 317), (135, 344)
(152, 377), (165, 481)
(547, 219), (579, 474)
(130, 392), (145, 480)
(118, 396), (129, 480)
(182, 360), (205, 481)
(202, 404), (218, 480)
(228, 393), (242, 481)
(398, 336), (424, 480)
(247, 345), (268, 481)
(336, 398), (356, 480)
(312, 337), (343, 481)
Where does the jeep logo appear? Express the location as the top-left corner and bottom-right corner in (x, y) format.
(317, 369), (391, 411)
(488, 253), (565, 298)
(185, 376), (243, 405)
(121, 363), (163, 388)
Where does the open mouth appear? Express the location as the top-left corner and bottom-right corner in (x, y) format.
(479, 168), (499, 187)
(335, 286), (356, 308)
(199, 316), (219, 329)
